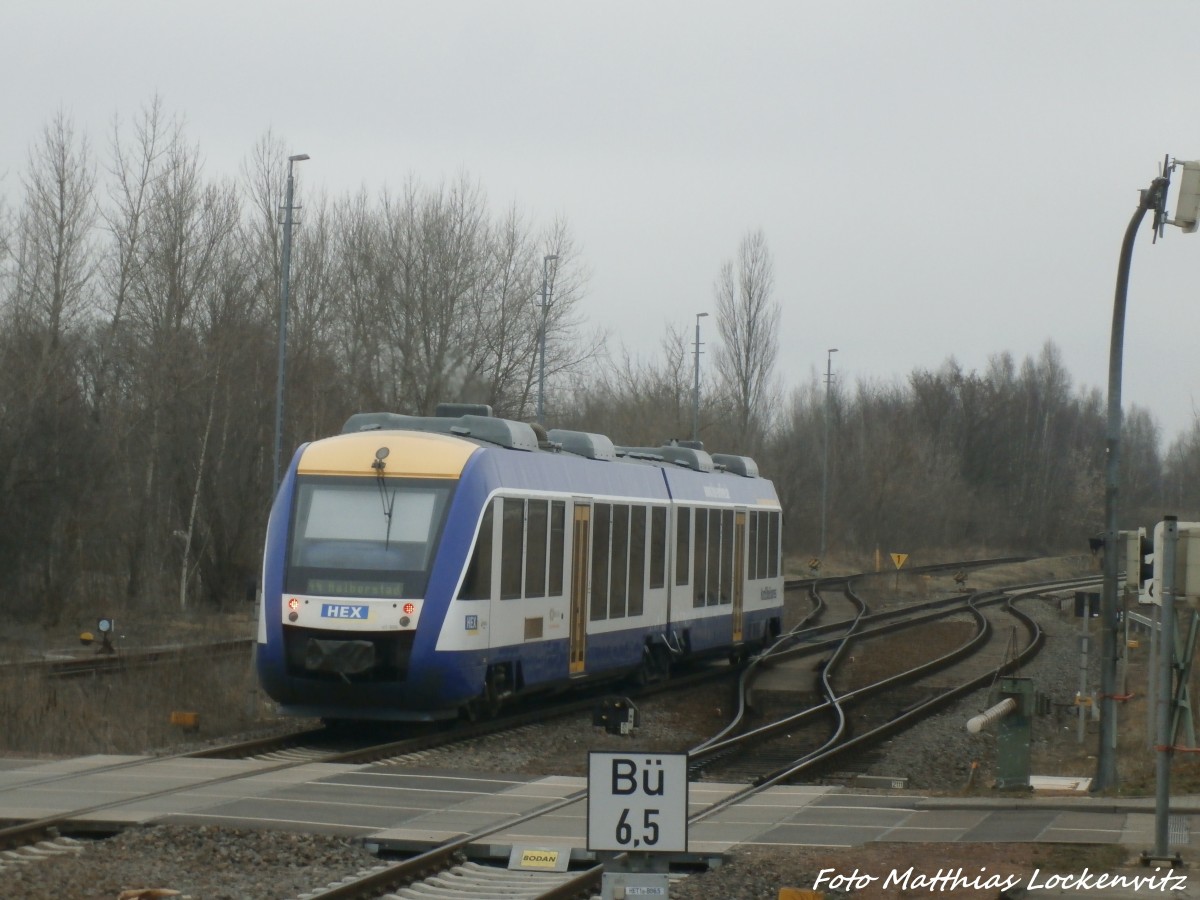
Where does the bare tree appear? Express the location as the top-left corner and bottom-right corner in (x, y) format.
(713, 228), (780, 443)
(13, 111), (98, 346)
(561, 324), (691, 445)
(0, 111), (99, 622)
(518, 216), (601, 422)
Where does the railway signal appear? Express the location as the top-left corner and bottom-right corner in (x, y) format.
(96, 617), (115, 655)
(1118, 528), (1153, 603)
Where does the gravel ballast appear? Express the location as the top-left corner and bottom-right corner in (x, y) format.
(3, 561), (1131, 898)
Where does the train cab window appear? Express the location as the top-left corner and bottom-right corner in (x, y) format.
(693, 509), (708, 608)
(287, 477), (452, 599)
(500, 498), (524, 600)
(706, 508), (722, 606)
(629, 505), (646, 617)
(549, 501), (566, 596)
(675, 507), (691, 588)
(459, 503), (494, 600)
(526, 500), (548, 598)
(609, 504), (630, 619)
(590, 502), (611, 621)
(649, 506), (666, 590)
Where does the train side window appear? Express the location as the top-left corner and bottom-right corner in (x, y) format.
(609, 504), (630, 619)
(629, 505), (646, 616)
(590, 502), (611, 620)
(758, 509), (769, 579)
(748, 511), (759, 580)
(693, 508), (707, 607)
(768, 510), (780, 578)
(500, 498), (524, 600)
(526, 499), (548, 599)
(707, 507), (722, 606)
(548, 500), (566, 596)
(459, 502), (494, 600)
(675, 507), (691, 588)
(649, 506), (666, 590)
(721, 508), (734, 604)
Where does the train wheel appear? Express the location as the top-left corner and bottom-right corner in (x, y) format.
(482, 665), (509, 717)
(632, 649), (655, 687)
(483, 685), (504, 717)
(462, 687), (502, 720)
(634, 645), (671, 685)
(651, 645), (671, 680)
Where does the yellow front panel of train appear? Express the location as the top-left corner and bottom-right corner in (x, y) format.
(298, 430), (478, 478)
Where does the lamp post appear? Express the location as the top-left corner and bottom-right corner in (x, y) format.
(692, 312), (708, 442)
(821, 348), (838, 560)
(1094, 158), (1200, 796)
(273, 152), (309, 492)
(537, 253), (559, 425)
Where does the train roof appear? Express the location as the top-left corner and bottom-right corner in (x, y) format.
(342, 410), (539, 452)
(339, 405), (765, 481)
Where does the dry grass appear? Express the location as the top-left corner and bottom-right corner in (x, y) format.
(0, 611), (283, 757)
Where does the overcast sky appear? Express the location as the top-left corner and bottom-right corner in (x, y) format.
(5, 1), (1200, 444)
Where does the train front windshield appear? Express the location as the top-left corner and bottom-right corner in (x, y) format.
(286, 477), (453, 599)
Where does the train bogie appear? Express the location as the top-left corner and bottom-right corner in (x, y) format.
(255, 408), (784, 722)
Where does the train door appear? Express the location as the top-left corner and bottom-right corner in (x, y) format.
(569, 503), (591, 675)
(732, 510), (746, 643)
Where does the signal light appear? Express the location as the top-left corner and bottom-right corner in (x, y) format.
(1117, 528), (1153, 602)
(1138, 532), (1154, 588)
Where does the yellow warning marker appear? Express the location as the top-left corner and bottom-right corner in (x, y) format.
(170, 711), (200, 731)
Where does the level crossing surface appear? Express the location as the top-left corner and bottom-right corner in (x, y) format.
(2, 754), (1198, 890)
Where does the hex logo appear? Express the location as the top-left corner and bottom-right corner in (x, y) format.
(321, 604), (368, 619)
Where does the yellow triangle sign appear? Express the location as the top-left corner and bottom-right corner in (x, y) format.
(890, 552), (908, 569)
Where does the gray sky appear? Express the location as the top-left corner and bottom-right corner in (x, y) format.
(6, 1), (1200, 443)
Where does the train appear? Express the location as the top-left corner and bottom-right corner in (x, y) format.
(255, 404), (785, 722)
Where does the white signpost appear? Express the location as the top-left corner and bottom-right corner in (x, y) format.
(587, 751), (688, 853)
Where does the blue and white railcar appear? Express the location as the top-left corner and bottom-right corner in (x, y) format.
(256, 408), (784, 722)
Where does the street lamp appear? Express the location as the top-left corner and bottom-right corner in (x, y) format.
(692, 312), (709, 442)
(537, 253), (559, 425)
(821, 348), (838, 560)
(1094, 158), (1200, 809)
(273, 152), (309, 492)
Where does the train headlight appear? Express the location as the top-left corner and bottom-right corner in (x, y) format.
(400, 616), (411, 627)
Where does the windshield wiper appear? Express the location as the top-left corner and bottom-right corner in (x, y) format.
(372, 447), (397, 549)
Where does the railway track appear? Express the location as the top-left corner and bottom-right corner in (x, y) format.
(275, 573), (1100, 900)
(691, 575), (1099, 788)
(0, 561), (1092, 899)
(0, 661), (737, 850)
(0, 638), (254, 681)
